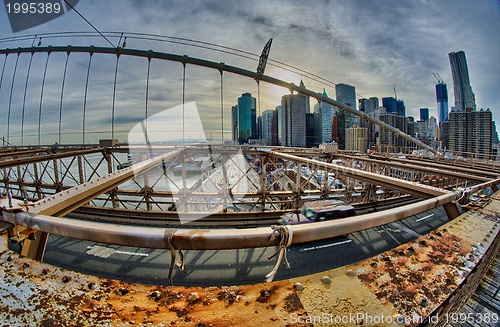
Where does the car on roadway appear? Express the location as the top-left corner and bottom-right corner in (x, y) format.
(279, 199), (355, 225)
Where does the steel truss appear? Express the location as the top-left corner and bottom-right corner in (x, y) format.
(0, 145), (488, 226)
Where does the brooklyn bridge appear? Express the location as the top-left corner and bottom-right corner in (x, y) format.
(0, 33), (499, 326)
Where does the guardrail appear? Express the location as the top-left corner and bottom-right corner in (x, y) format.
(2, 178), (499, 252)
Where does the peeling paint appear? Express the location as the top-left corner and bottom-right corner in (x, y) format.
(0, 252), (308, 326)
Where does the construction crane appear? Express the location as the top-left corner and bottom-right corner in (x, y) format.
(433, 73), (444, 84)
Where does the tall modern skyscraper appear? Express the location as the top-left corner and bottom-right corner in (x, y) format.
(359, 98), (377, 115)
(396, 100), (406, 117)
(280, 85), (309, 147)
(261, 110), (274, 145)
(420, 108), (429, 121)
(435, 82), (449, 123)
(449, 51), (476, 112)
(382, 97), (398, 114)
(336, 83), (357, 127)
(317, 89), (334, 143)
(231, 105), (238, 143)
(236, 93), (256, 144)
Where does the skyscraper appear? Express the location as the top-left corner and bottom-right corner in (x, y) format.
(237, 93), (256, 144)
(397, 100), (406, 117)
(420, 108), (429, 122)
(317, 89), (334, 143)
(280, 89), (308, 147)
(231, 105), (238, 143)
(382, 97), (398, 114)
(359, 98), (377, 115)
(448, 108), (492, 158)
(261, 110), (274, 145)
(448, 51), (476, 112)
(435, 82), (448, 123)
(336, 83), (357, 127)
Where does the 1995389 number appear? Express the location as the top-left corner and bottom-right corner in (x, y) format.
(6, 2), (61, 14)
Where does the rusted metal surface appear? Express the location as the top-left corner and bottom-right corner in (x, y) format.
(0, 249), (309, 326)
(290, 199), (499, 326)
(1, 197), (499, 326)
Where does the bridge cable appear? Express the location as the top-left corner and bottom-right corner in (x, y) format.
(21, 53), (34, 146)
(0, 54), (7, 94)
(145, 57), (151, 126)
(38, 53), (50, 146)
(82, 53), (93, 144)
(0, 54), (6, 145)
(62, 0), (115, 48)
(58, 53), (70, 145)
(182, 63), (186, 143)
(219, 69), (224, 142)
(111, 54), (120, 141)
(7, 53), (20, 144)
(257, 81), (261, 140)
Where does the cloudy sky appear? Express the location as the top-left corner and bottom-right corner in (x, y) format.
(0, 0), (499, 144)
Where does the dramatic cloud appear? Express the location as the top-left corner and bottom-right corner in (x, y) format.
(0, 0), (498, 144)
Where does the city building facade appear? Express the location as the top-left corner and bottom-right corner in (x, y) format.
(436, 83), (449, 123)
(336, 83), (358, 128)
(448, 108), (492, 158)
(346, 127), (368, 153)
(236, 93), (256, 144)
(280, 88), (308, 147)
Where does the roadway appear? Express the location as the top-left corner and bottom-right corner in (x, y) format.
(21, 206), (451, 287)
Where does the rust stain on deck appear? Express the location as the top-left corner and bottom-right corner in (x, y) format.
(0, 250), (308, 326)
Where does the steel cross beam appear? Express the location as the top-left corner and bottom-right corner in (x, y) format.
(16, 148), (183, 260)
(0, 148), (103, 169)
(0, 46), (439, 156)
(375, 155), (500, 179)
(335, 154), (490, 183)
(31, 149), (183, 216)
(269, 151), (447, 199)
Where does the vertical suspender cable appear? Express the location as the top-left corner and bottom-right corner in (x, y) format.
(7, 53), (20, 145)
(21, 53), (34, 146)
(111, 54), (120, 141)
(220, 69), (223, 143)
(257, 81), (261, 140)
(145, 57), (151, 125)
(82, 53), (93, 144)
(182, 62), (186, 144)
(58, 53), (70, 145)
(0, 54), (7, 91)
(0, 54), (7, 142)
(37, 52), (50, 146)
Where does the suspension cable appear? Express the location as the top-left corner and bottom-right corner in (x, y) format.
(0, 54), (7, 93)
(38, 53), (50, 145)
(61, 0), (115, 48)
(182, 62), (186, 143)
(220, 69), (224, 142)
(21, 52), (34, 146)
(111, 54), (120, 141)
(7, 53), (20, 144)
(58, 53), (70, 145)
(82, 53), (93, 144)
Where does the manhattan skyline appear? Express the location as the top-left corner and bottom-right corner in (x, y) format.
(0, 0), (498, 143)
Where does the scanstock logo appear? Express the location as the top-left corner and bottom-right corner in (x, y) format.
(128, 102), (250, 225)
(3, 0), (79, 33)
